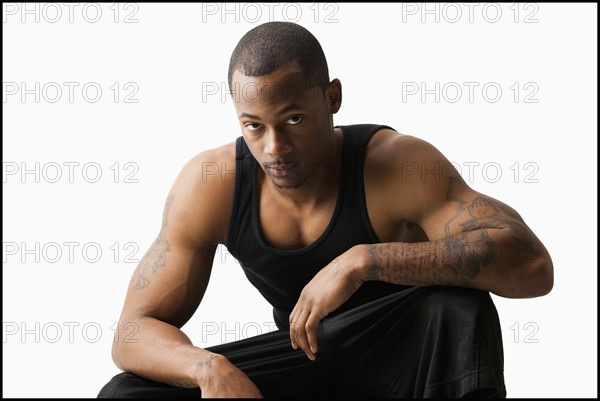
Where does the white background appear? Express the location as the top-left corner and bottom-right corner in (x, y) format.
(2, 2), (597, 398)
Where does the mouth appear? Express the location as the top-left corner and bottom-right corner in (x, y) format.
(266, 162), (298, 178)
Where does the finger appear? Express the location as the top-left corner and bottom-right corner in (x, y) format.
(290, 310), (306, 354)
(289, 318), (300, 350)
(291, 310), (308, 355)
(305, 313), (320, 354)
(289, 308), (299, 349)
(295, 310), (315, 360)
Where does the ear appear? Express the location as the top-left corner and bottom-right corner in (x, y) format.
(325, 79), (342, 114)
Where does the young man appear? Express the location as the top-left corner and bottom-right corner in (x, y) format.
(99, 22), (553, 398)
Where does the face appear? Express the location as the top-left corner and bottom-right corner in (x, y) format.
(231, 62), (341, 190)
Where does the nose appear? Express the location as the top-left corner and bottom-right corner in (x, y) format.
(264, 128), (291, 157)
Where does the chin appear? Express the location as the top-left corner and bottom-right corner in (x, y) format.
(271, 175), (309, 190)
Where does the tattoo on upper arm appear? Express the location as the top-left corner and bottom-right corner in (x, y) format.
(444, 179), (523, 233)
(131, 194), (175, 289)
(444, 191), (540, 266)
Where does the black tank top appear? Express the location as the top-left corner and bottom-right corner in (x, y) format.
(226, 124), (412, 329)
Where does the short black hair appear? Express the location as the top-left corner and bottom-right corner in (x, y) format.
(228, 22), (330, 92)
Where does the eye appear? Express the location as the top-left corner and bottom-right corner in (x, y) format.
(244, 122), (262, 131)
(285, 116), (303, 125)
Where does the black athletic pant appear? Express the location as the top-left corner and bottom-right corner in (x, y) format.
(98, 286), (506, 398)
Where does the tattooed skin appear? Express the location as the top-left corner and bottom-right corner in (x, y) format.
(449, 194), (540, 267)
(130, 194), (175, 289)
(366, 229), (499, 286)
(197, 354), (220, 382)
(366, 180), (538, 287)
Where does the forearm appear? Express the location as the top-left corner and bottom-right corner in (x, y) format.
(361, 227), (552, 298)
(112, 315), (219, 389)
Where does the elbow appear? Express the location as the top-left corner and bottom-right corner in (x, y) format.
(111, 333), (126, 371)
(497, 230), (554, 298)
(494, 254), (554, 299)
(534, 255), (554, 296)
(528, 242), (554, 296)
(111, 316), (139, 372)
(516, 255), (554, 298)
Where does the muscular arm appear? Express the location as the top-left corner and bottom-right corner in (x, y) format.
(111, 144), (260, 395)
(361, 132), (554, 298)
(289, 131), (554, 360)
(112, 189), (216, 388)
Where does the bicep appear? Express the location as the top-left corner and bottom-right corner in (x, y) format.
(119, 147), (234, 328)
(419, 175), (529, 242)
(384, 135), (526, 240)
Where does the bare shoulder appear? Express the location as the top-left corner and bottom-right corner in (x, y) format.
(365, 128), (464, 222)
(167, 141), (237, 246)
(366, 128), (448, 166)
(175, 141), (237, 188)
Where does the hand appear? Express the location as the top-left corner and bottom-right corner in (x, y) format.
(289, 245), (367, 360)
(198, 354), (263, 398)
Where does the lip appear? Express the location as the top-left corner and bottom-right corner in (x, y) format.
(267, 163), (297, 178)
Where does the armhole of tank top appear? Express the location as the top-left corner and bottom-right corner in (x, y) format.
(226, 137), (243, 249)
(358, 125), (396, 243)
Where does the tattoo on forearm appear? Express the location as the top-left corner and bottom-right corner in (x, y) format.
(131, 194), (175, 289)
(197, 354), (220, 382)
(367, 229), (498, 286)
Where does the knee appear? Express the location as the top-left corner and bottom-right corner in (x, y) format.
(417, 286), (499, 327)
(97, 372), (200, 399)
(98, 372), (147, 398)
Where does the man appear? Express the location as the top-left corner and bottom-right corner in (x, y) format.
(98, 21), (553, 398)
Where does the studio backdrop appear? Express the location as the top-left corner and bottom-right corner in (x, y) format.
(3, 3), (597, 398)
